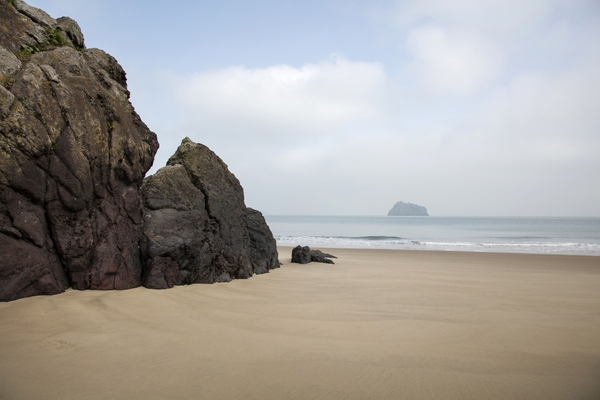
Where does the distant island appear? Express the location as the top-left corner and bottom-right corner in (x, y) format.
(388, 201), (429, 216)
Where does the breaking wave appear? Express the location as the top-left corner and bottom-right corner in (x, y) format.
(275, 235), (600, 255)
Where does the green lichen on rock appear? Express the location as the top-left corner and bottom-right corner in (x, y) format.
(14, 43), (37, 61)
(14, 28), (70, 61)
(46, 27), (68, 47)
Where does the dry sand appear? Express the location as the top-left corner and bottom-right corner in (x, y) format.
(1, 247), (599, 399)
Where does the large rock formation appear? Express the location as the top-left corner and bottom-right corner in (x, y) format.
(0, 1), (279, 301)
(387, 201), (429, 216)
(0, 0), (159, 300)
(140, 138), (279, 289)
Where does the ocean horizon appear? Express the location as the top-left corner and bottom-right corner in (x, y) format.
(265, 215), (600, 256)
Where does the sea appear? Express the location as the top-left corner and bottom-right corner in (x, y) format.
(265, 216), (600, 256)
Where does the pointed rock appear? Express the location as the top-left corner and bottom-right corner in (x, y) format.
(140, 138), (279, 288)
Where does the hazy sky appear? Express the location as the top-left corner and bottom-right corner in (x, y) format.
(29, 0), (600, 216)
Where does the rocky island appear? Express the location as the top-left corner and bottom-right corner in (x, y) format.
(0, 0), (278, 301)
(387, 201), (429, 216)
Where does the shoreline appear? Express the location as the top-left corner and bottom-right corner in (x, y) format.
(269, 215), (600, 257)
(278, 245), (600, 259)
(276, 241), (600, 257)
(1, 247), (599, 399)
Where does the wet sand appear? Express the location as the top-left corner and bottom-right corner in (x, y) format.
(1, 247), (599, 399)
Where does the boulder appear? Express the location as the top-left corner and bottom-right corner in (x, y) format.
(140, 138), (279, 288)
(56, 17), (84, 49)
(140, 163), (223, 287)
(291, 246), (337, 264)
(291, 246), (312, 264)
(0, 0), (159, 300)
(310, 249), (337, 264)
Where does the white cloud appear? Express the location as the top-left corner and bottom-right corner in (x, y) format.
(235, 62), (600, 216)
(406, 25), (504, 95)
(394, 0), (573, 39)
(135, 0), (600, 216)
(175, 55), (387, 139)
(459, 65), (600, 164)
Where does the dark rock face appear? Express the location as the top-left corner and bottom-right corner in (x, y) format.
(387, 201), (429, 216)
(291, 246), (337, 264)
(140, 163), (222, 287)
(1, 1), (279, 301)
(246, 207), (280, 275)
(291, 246), (312, 264)
(56, 17), (84, 50)
(140, 138), (279, 289)
(310, 249), (337, 264)
(0, 1), (50, 53)
(0, 1), (159, 300)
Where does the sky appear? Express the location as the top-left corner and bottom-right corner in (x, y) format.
(28, 0), (600, 216)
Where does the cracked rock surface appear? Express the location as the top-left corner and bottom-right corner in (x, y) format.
(1, 1), (279, 301)
(0, 0), (159, 300)
(140, 138), (279, 289)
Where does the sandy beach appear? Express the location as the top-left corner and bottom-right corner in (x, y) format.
(1, 247), (599, 399)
